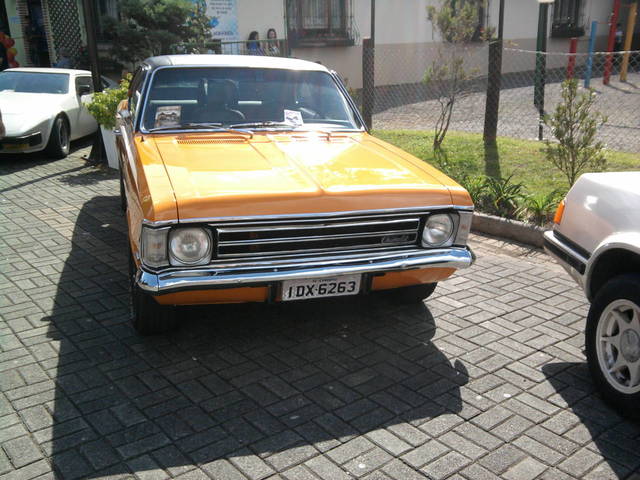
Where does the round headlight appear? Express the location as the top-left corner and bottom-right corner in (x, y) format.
(169, 228), (211, 265)
(422, 214), (454, 247)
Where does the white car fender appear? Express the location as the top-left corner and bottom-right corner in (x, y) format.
(585, 231), (640, 299)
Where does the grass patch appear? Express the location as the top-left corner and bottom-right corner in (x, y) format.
(373, 130), (640, 197)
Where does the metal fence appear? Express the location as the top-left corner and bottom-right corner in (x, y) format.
(171, 38), (289, 57)
(371, 46), (640, 153)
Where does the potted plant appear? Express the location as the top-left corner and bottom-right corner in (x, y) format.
(86, 75), (130, 169)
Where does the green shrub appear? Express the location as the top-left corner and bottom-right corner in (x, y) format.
(482, 174), (525, 218)
(457, 174), (487, 205)
(516, 190), (564, 226)
(86, 75), (131, 130)
(543, 79), (608, 186)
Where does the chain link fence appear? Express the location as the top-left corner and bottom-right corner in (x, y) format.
(171, 39), (289, 57)
(371, 46), (640, 153)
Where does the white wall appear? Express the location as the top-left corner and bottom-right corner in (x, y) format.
(365, 0), (435, 44)
(236, 0), (285, 43)
(230, 0), (617, 88)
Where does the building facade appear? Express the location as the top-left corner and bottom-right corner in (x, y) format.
(232, 0), (629, 88)
(2, 0), (636, 86)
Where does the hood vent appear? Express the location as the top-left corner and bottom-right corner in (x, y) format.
(176, 136), (248, 145)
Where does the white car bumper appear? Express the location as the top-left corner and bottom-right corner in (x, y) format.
(0, 131), (46, 154)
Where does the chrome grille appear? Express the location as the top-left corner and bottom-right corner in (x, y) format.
(214, 215), (421, 258)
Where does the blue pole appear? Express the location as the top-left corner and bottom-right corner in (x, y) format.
(584, 20), (598, 88)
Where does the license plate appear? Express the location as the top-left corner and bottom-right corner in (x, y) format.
(281, 274), (361, 301)
(1, 143), (28, 150)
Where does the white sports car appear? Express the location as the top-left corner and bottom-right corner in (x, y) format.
(0, 68), (112, 158)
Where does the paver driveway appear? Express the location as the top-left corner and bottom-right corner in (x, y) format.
(1, 147), (639, 480)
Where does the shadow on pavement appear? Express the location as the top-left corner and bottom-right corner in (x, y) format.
(0, 137), (101, 192)
(45, 195), (470, 479)
(542, 362), (640, 478)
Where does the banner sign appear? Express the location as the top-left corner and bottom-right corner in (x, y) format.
(206, 0), (239, 42)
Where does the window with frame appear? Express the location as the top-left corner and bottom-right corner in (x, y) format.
(286, 0), (354, 47)
(552, 0), (584, 37)
(97, 0), (118, 42)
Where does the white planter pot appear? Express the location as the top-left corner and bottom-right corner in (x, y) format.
(100, 126), (119, 170)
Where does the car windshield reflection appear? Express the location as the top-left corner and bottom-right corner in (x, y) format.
(0, 71), (70, 94)
(142, 67), (360, 132)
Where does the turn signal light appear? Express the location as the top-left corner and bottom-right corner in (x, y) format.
(553, 200), (566, 225)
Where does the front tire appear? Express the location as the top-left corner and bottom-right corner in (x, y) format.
(129, 251), (177, 335)
(45, 115), (70, 159)
(586, 274), (640, 419)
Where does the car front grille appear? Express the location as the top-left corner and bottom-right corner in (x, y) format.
(213, 214), (422, 259)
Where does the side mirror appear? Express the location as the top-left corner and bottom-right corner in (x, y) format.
(117, 108), (131, 120)
(77, 85), (92, 97)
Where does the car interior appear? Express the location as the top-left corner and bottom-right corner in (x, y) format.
(142, 67), (357, 130)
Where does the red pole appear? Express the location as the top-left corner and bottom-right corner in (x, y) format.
(603, 0), (621, 85)
(567, 37), (578, 79)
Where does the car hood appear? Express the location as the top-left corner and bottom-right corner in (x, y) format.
(149, 132), (470, 220)
(0, 92), (62, 135)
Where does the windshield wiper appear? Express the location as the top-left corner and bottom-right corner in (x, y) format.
(148, 122), (223, 132)
(147, 122), (253, 137)
(228, 121), (295, 130)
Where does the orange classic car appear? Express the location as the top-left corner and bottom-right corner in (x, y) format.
(116, 55), (475, 334)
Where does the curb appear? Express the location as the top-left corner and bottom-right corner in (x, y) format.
(471, 212), (545, 248)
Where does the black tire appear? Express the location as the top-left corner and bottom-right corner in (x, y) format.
(45, 115), (70, 159)
(585, 273), (640, 419)
(129, 250), (177, 335)
(385, 283), (438, 304)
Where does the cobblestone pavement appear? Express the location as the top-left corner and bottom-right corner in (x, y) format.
(1, 148), (640, 480)
(373, 72), (640, 153)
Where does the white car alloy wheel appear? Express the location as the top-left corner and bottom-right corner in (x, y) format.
(595, 298), (640, 395)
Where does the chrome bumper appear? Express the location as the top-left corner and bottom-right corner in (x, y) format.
(543, 230), (588, 291)
(543, 231), (588, 275)
(137, 247), (475, 295)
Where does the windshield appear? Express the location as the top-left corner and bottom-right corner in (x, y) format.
(141, 67), (361, 131)
(0, 72), (70, 94)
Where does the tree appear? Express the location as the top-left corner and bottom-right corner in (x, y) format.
(425, 0), (487, 150)
(104, 0), (211, 65)
(543, 80), (607, 186)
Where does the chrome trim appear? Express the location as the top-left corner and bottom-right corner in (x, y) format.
(331, 69), (367, 131)
(141, 205), (474, 227)
(216, 218), (419, 233)
(207, 247), (425, 270)
(215, 213), (421, 258)
(543, 230), (589, 266)
(543, 230), (588, 277)
(219, 229), (418, 246)
(158, 246), (420, 272)
(137, 247), (474, 294)
(217, 238), (418, 259)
